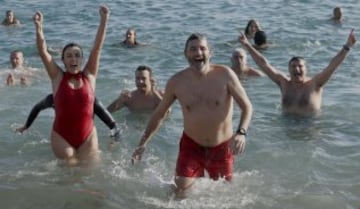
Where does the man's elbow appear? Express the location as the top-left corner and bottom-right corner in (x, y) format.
(243, 101), (253, 116)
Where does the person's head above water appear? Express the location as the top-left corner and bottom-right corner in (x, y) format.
(2, 10), (20, 25)
(288, 56), (307, 83)
(332, 7), (343, 21)
(135, 65), (154, 93)
(231, 48), (247, 67)
(184, 33), (212, 71)
(10, 50), (24, 69)
(123, 28), (137, 46)
(245, 19), (261, 39)
(254, 30), (267, 46)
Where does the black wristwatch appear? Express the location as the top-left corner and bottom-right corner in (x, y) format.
(236, 128), (247, 136)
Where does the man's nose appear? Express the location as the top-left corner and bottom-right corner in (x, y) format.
(194, 49), (202, 56)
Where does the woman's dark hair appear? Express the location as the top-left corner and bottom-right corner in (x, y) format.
(245, 19), (260, 36)
(61, 43), (83, 60)
(254, 30), (267, 46)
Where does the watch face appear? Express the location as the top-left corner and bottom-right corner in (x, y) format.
(237, 128), (246, 135)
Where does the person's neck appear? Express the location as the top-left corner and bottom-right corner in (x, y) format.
(232, 65), (247, 73)
(124, 39), (135, 45)
(12, 66), (25, 70)
(138, 88), (152, 96)
(191, 63), (210, 77)
(290, 77), (309, 85)
(66, 69), (81, 74)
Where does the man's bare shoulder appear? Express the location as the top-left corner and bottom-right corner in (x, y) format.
(212, 63), (231, 70)
(211, 64), (235, 77)
(212, 64), (233, 73)
(167, 68), (191, 83)
(154, 89), (165, 97)
(119, 89), (134, 100)
(174, 67), (191, 76)
(160, 68), (192, 95)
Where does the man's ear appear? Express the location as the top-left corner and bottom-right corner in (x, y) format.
(208, 49), (213, 60)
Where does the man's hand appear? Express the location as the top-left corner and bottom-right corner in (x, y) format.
(346, 28), (357, 48)
(238, 32), (251, 46)
(99, 5), (110, 19)
(131, 145), (146, 165)
(230, 134), (246, 155)
(15, 125), (27, 134)
(32, 11), (43, 27)
(6, 73), (14, 86)
(20, 76), (28, 86)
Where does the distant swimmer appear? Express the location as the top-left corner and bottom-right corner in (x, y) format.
(132, 33), (252, 199)
(120, 28), (147, 48)
(2, 10), (21, 26)
(15, 94), (121, 141)
(107, 65), (165, 113)
(6, 50), (34, 86)
(253, 30), (270, 50)
(239, 29), (356, 116)
(244, 19), (262, 40)
(331, 7), (343, 22)
(10, 50), (24, 70)
(32, 5), (110, 166)
(230, 48), (264, 78)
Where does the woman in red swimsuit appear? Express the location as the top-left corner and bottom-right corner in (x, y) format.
(33, 5), (109, 166)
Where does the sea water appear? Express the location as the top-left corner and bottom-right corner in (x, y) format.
(0, 0), (360, 208)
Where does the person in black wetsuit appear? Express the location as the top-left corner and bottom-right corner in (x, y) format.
(16, 94), (121, 141)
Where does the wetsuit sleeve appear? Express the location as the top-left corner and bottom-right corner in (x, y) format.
(94, 97), (117, 130)
(24, 94), (54, 128)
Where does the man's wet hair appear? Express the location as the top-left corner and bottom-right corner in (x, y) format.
(184, 33), (207, 53)
(10, 49), (23, 58)
(136, 65), (153, 77)
(288, 56), (305, 66)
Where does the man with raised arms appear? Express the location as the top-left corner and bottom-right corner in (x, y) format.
(239, 29), (356, 116)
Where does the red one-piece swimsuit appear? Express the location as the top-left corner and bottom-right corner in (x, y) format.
(53, 72), (94, 149)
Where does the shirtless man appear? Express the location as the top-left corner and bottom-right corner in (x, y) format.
(107, 65), (164, 113)
(132, 33), (253, 198)
(239, 29), (356, 116)
(231, 48), (264, 78)
(6, 50), (31, 86)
